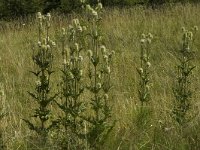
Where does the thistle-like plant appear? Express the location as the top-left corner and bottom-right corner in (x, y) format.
(23, 12), (58, 143)
(83, 3), (115, 149)
(172, 27), (198, 125)
(137, 33), (153, 107)
(55, 18), (87, 149)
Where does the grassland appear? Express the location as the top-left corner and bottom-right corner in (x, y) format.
(1, 3), (200, 150)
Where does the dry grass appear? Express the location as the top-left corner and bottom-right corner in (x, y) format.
(1, 3), (200, 149)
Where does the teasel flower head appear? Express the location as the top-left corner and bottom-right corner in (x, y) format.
(74, 43), (79, 51)
(105, 66), (111, 74)
(187, 31), (193, 40)
(97, 83), (102, 89)
(97, 2), (103, 10)
(194, 26), (198, 31)
(148, 33), (153, 39)
(77, 26), (83, 32)
(138, 68), (143, 74)
(140, 39), (145, 44)
(146, 62), (151, 68)
(78, 56), (83, 62)
(46, 13), (51, 21)
(100, 45), (106, 54)
(181, 27), (186, 32)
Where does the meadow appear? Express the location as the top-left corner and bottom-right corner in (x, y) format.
(1, 2), (200, 150)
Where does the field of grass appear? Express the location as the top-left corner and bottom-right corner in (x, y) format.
(1, 3), (200, 150)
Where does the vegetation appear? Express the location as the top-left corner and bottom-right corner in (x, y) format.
(1, 2), (200, 150)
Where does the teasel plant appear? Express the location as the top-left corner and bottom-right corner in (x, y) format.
(172, 26), (198, 125)
(82, 3), (115, 149)
(137, 33), (153, 107)
(55, 18), (87, 149)
(23, 12), (58, 144)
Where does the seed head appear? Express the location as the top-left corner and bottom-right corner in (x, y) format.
(36, 80), (41, 87)
(46, 13), (51, 21)
(74, 43), (79, 51)
(77, 26), (83, 32)
(105, 66), (111, 74)
(148, 33), (153, 39)
(194, 26), (198, 31)
(37, 12), (42, 19)
(63, 59), (67, 65)
(138, 68), (143, 74)
(78, 56), (83, 62)
(79, 70), (83, 76)
(100, 45), (106, 54)
(97, 83), (102, 89)
(141, 33), (146, 39)
(140, 39), (145, 44)
(146, 62), (151, 68)
(92, 10), (98, 17)
(97, 3), (103, 10)
(181, 27), (186, 32)
(38, 41), (42, 47)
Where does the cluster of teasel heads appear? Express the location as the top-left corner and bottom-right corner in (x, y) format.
(172, 26), (198, 125)
(23, 1), (199, 150)
(24, 12), (58, 143)
(55, 17), (86, 149)
(84, 3), (115, 149)
(137, 33), (153, 107)
(24, 2), (115, 149)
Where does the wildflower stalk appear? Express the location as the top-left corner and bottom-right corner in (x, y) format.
(55, 19), (86, 149)
(23, 12), (58, 144)
(83, 3), (115, 149)
(137, 33), (153, 107)
(172, 27), (198, 125)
